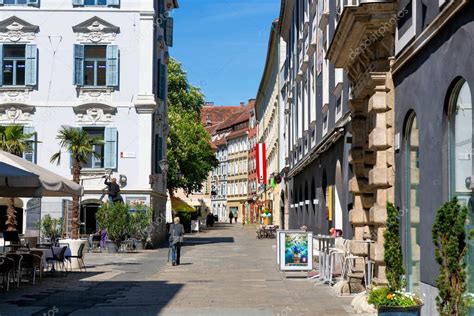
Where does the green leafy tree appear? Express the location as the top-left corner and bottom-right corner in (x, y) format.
(385, 202), (405, 291)
(432, 197), (469, 316)
(167, 59), (218, 195)
(36, 214), (63, 242)
(0, 125), (35, 231)
(96, 202), (132, 248)
(50, 126), (103, 239)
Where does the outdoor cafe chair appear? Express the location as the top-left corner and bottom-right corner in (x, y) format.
(67, 243), (86, 272)
(328, 238), (348, 285)
(0, 256), (15, 291)
(6, 253), (23, 288)
(46, 246), (68, 275)
(20, 252), (42, 285)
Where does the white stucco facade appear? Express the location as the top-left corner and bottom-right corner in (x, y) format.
(0, 0), (177, 245)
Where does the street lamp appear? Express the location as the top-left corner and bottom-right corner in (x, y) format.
(158, 159), (169, 174)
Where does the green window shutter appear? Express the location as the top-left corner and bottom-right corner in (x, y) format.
(104, 127), (118, 169)
(25, 44), (37, 86)
(106, 45), (119, 87)
(27, 0), (39, 6)
(107, 0), (119, 6)
(73, 44), (84, 86)
(158, 61), (166, 100)
(73, 0), (84, 6)
(0, 44), (3, 86)
(22, 126), (37, 163)
(165, 17), (174, 47)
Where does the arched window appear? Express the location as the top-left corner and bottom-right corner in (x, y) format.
(449, 79), (473, 200)
(404, 112), (420, 294)
(448, 79), (473, 303)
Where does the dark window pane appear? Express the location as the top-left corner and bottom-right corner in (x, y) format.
(85, 46), (106, 59)
(4, 45), (25, 58)
(5, 0), (28, 4)
(96, 61), (106, 86)
(98, 0), (107, 5)
(84, 61), (95, 86)
(16, 61), (25, 86)
(3, 61), (13, 85)
(82, 128), (105, 169)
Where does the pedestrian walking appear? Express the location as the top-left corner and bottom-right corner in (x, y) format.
(169, 217), (184, 266)
(100, 228), (107, 249)
(234, 213), (238, 224)
(228, 211), (234, 224)
(104, 175), (120, 203)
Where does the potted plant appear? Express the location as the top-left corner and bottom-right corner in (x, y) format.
(130, 202), (152, 250)
(37, 215), (63, 245)
(368, 202), (422, 315)
(432, 197), (470, 316)
(96, 202), (132, 253)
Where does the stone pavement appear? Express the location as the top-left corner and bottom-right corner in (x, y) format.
(0, 224), (366, 316)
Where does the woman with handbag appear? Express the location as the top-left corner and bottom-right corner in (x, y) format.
(169, 217), (184, 266)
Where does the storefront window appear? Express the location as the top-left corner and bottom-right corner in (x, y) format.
(405, 112), (420, 294)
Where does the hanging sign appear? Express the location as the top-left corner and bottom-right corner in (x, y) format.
(256, 143), (267, 185)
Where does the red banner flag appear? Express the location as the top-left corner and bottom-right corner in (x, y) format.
(256, 143), (267, 185)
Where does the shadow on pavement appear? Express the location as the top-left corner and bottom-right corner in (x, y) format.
(1, 272), (184, 316)
(184, 237), (234, 246)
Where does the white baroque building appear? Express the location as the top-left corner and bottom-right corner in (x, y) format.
(0, 0), (178, 245)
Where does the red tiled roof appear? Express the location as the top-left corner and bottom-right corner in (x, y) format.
(216, 107), (250, 132)
(227, 128), (248, 140)
(201, 105), (242, 127)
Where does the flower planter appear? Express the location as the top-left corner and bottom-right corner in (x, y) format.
(378, 305), (422, 316)
(106, 240), (118, 253)
(58, 239), (87, 270)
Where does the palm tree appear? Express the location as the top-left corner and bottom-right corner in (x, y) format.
(50, 126), (104, 239)
(0, 125), (35, 231)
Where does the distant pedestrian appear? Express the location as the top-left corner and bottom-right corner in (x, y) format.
(234, 213), (238, 224)
(100, 228), (107, 249)
(228, 211), (234, 224)
(169, 217), (184, 266)
(104, 175), (120, 203)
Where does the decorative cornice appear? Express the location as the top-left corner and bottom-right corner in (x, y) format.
(72, 16), (120, 34)
(0, 16), (39, 33)
(327, 2), (397, 69)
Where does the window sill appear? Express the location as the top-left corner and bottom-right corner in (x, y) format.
(0, 86), (33, 92)
(80, 168), (107, 176)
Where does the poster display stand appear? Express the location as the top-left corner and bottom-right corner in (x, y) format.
(276, 230), (313, 277)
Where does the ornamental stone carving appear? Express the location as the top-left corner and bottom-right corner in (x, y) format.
(0, 104), (34, 124)
(73, 16), (120, 44)
(76, 108), (112, 125)
(0, 16), (39, 43)
(78, 88), (113, 103)
(0, 89), (31, 103)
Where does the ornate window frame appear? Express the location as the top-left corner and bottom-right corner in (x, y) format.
(0, 16), (39, 103)
(72, 17), (120, 100)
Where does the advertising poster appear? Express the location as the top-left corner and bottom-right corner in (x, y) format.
(279, 231), (313, 271)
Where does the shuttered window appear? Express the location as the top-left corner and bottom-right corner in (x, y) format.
(74, 44), (119, 88)
(0, 44), (37, 87)
(1, 0), (39, 6)
(22, 126), (37, 163)
(73, 0), (119, 6)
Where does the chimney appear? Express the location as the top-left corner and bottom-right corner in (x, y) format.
(240, 102), (245, 107)
(206, 102), (214, 106)
(248, 98), (256, 107)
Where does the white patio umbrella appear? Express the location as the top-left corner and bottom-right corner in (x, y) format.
(0, 150), (83, 198)
(0, 161), (40, 189)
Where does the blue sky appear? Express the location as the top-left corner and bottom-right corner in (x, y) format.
(171, 0), (281, 105)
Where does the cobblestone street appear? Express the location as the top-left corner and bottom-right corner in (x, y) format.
(0, 224), (360, 316)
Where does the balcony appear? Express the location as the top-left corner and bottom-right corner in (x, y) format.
(327, 0), (397, 69)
